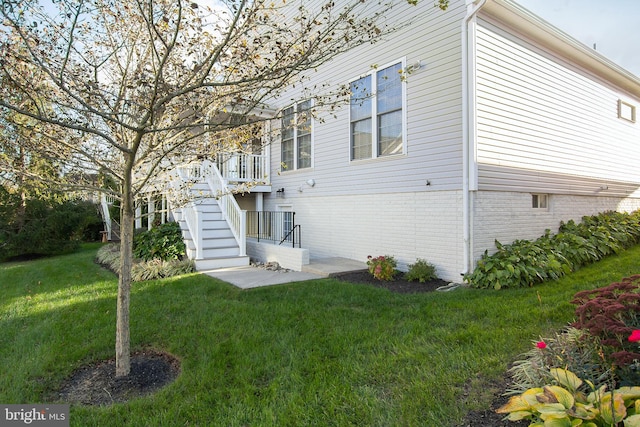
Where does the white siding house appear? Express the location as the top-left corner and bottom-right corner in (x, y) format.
(243, 0), (640, 282)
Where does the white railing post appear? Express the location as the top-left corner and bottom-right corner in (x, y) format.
(100, 193), (112, 241)
(135, 203), (142, 229)
(239, 210), (247, 256)
(195, 205), (203, 260)
(147, 195), (154, 230)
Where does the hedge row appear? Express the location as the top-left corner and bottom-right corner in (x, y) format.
(465, 210), (640, 289)
(0, 189), (103, 261)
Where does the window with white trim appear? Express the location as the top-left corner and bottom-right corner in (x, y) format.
(532, 194), (548, 209)
(350, 61), (406, 160)
(281, 100), (312, 171)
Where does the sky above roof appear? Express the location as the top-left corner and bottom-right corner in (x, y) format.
(515, 0), (640, 77)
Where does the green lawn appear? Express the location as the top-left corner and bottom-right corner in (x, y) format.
(2, 243), (639, 426)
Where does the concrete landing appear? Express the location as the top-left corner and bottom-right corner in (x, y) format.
(302, 257), (367, 277)
(201, 257), (367, 289)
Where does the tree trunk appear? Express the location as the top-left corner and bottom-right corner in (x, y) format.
(115, 171), (135, 377)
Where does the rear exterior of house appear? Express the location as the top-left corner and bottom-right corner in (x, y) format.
(238, 0), (640, 282)
(471, 2), (640, 271)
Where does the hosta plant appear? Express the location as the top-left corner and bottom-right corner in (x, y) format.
(497, 368), (640, 427)
(366, 255), (397, 281)
(466, 210), (640, 289)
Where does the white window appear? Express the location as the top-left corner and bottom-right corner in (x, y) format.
(281, 100), (312, 171)
(618, 100), (636, 123)
(532, 194), (548, 209)
(350, 60), (406, 160)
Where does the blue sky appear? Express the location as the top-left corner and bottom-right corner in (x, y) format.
(516, 0), (640, 77)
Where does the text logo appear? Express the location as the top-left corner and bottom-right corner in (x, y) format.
(1, 405), (69, 427)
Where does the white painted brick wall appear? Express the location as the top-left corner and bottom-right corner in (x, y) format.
(472, 191), (640, 261)
(247, 240), (310, 271)
(264, 190), (464, 282)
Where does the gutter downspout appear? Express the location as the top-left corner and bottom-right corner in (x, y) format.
(461, 0), (486, 277)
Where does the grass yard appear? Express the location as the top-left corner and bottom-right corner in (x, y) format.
(2, 243), (640, 426)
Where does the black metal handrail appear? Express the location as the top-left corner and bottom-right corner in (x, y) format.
(279, 224), (301, 248)
(247, 211), (300, 248)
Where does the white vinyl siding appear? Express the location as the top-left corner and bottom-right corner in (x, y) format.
(475, 19), (640, 196)
(269, 0), (466, 196)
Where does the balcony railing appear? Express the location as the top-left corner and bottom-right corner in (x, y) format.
(216, 153), (269, 184)
(247, 211), (300, 248)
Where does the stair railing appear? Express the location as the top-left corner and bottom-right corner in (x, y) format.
(169, 164), (204, 260)
(99, 193), (113, 240)
(201, 160), (247, 257)
(181, 201), (203, 259)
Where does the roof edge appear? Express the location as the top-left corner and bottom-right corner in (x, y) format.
(477, 0), (640, 99)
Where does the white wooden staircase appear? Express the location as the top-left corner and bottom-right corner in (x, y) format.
(172, 161), (249, 271)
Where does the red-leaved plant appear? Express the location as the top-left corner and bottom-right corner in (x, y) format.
(571, 275), (640, 368)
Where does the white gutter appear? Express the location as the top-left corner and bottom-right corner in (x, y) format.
(461, 0), (486, 277)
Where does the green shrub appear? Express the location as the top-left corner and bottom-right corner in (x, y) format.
(0, 194), (103, 261)
(366, 255), (397, 281)
(404, 258), (437, 283)
(133, 222), (186, 261)
(466, 210), (640, 289)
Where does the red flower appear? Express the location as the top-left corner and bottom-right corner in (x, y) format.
(628, 330), (640, 342)
(536, 341), (547, 349)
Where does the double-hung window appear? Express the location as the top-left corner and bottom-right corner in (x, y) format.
(281, 100), (312, 171)
(350, 61), (405, 160)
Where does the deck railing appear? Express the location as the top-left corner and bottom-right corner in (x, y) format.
(217, 153), (268, 183)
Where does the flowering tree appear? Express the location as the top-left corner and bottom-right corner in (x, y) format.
(0, 0), (445, 377)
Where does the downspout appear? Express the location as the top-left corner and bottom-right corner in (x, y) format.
(461, 0), (486, 276)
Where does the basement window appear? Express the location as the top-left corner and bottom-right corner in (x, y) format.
(618, 100), (636, 123)
(532, 194), (548, 210)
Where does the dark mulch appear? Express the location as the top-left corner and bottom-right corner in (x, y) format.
(56, 349), (180, 406)
(461, 381), (528, 427)
(331, 270), (454, 293)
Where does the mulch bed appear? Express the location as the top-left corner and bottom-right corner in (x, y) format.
(56, 349), (180, 406)
(331, 270), (455, 293)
